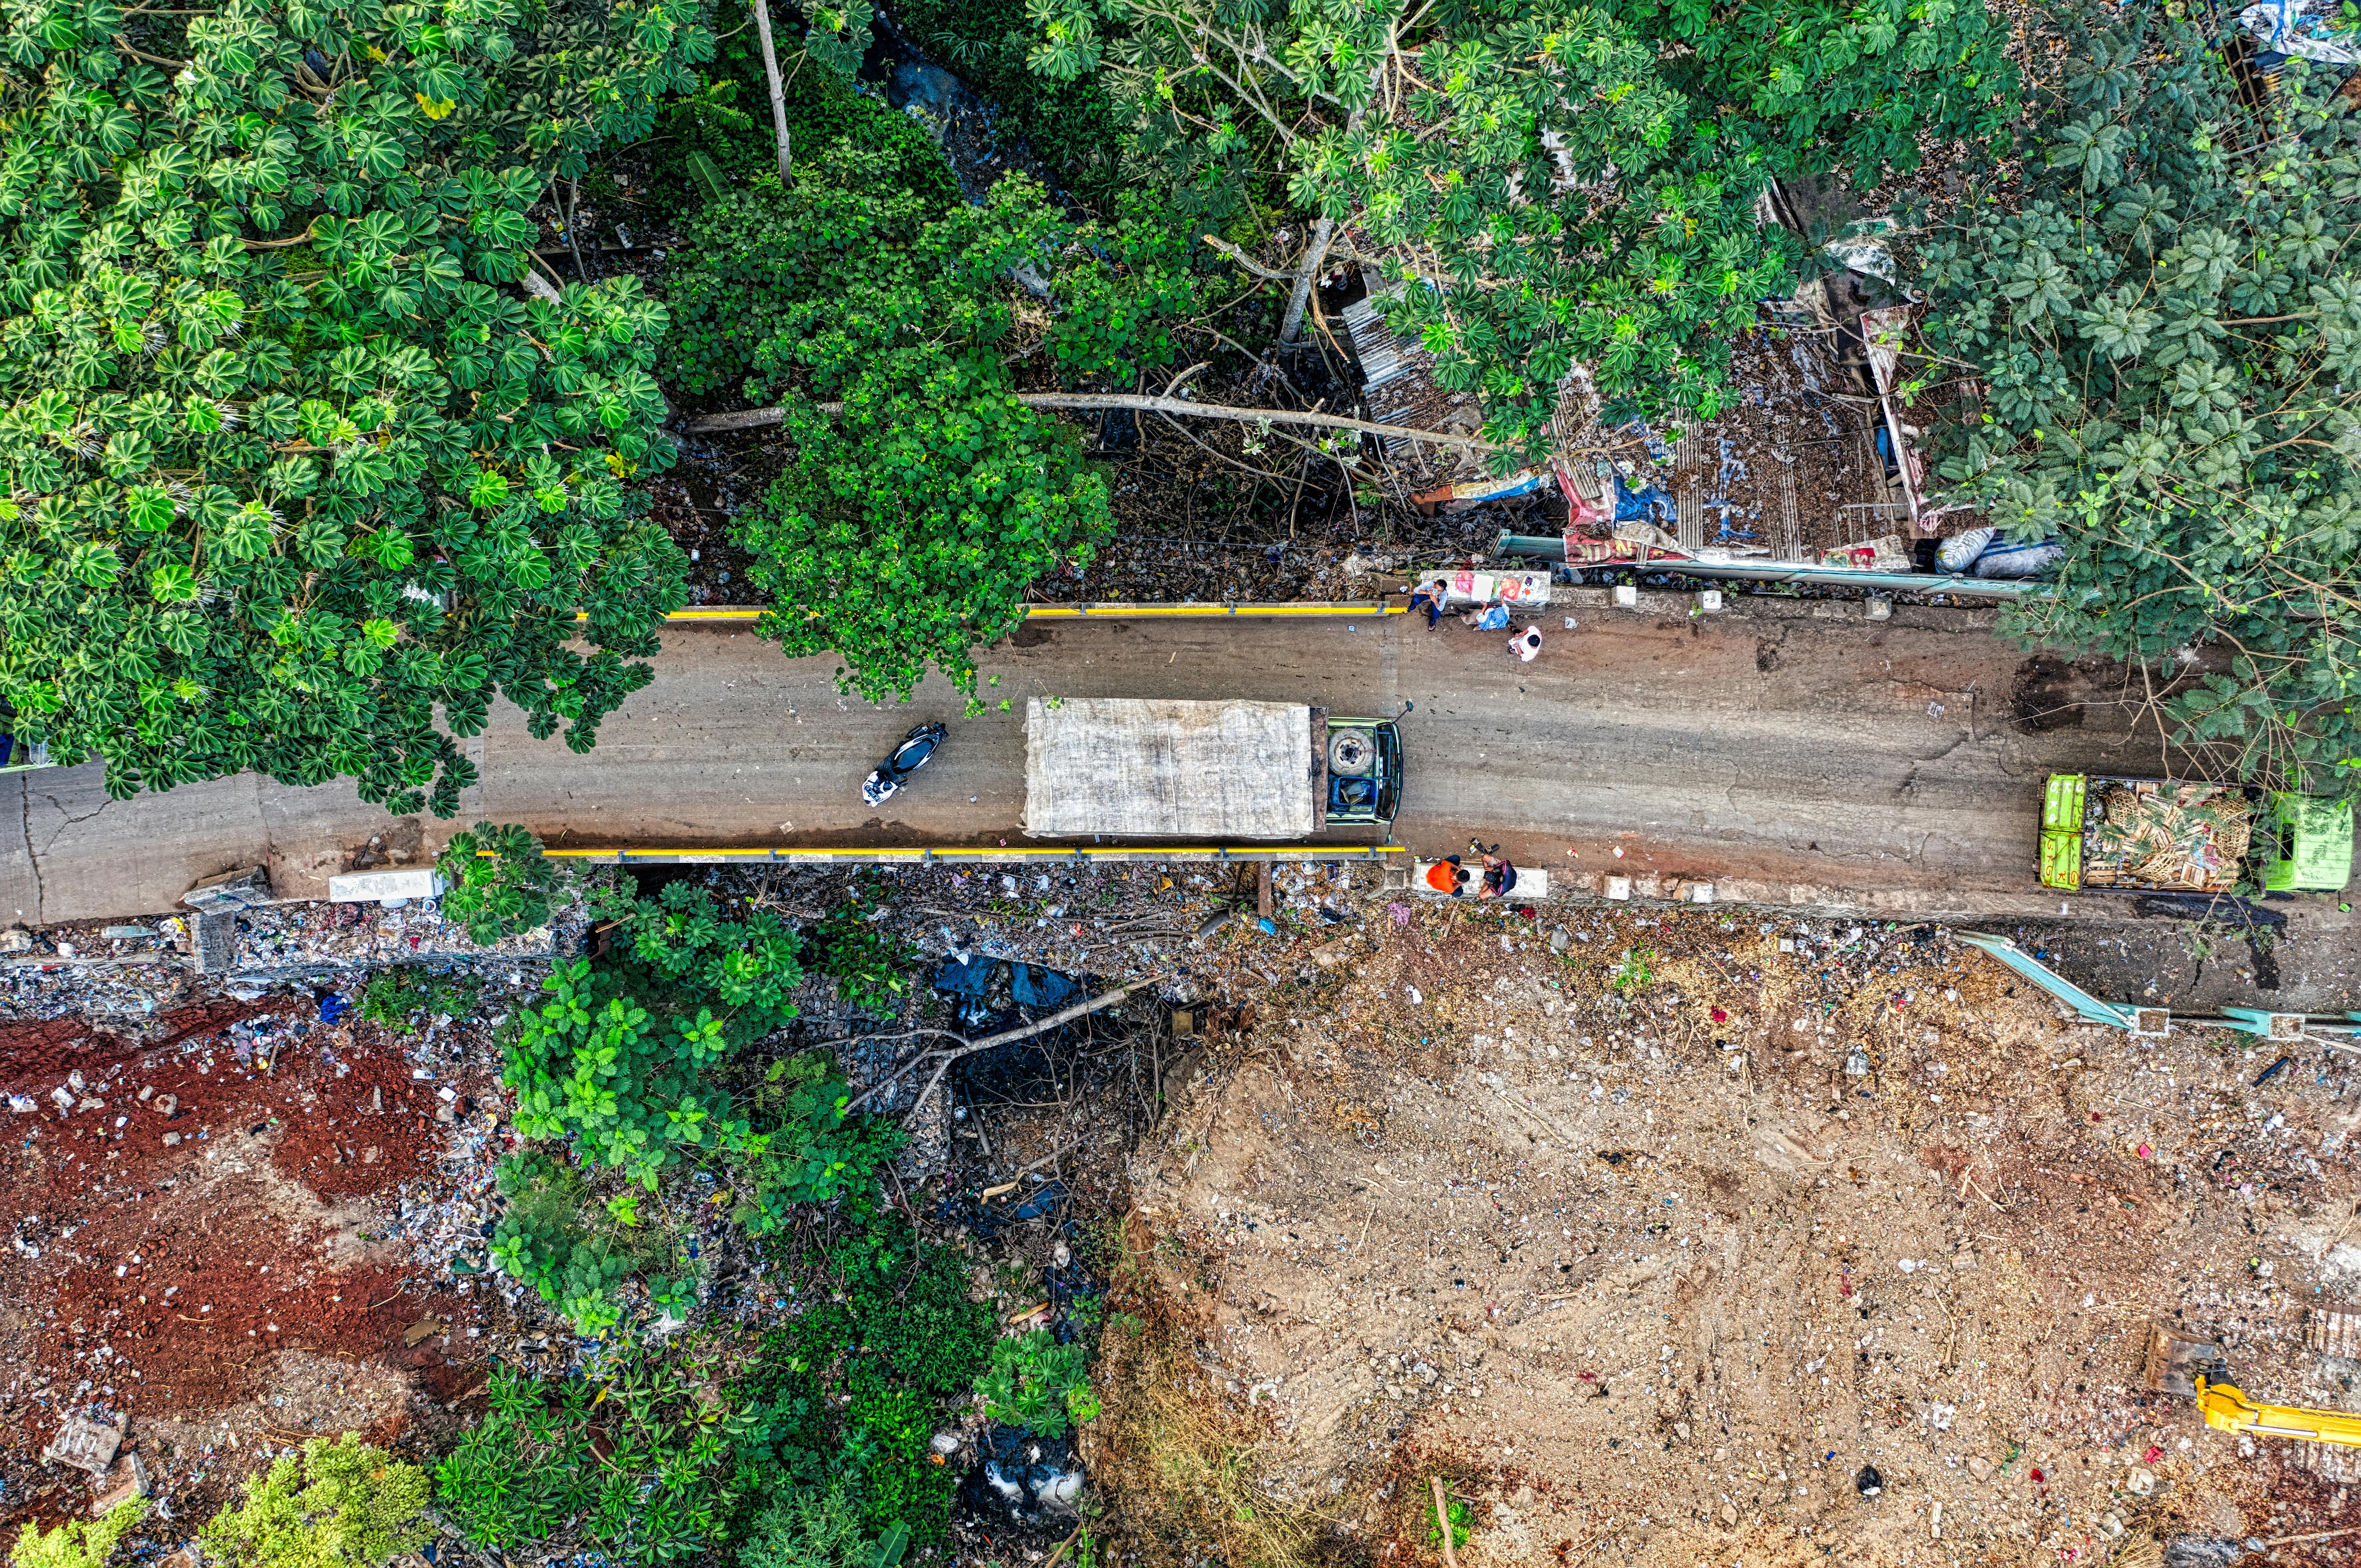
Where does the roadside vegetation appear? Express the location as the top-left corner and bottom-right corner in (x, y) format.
(0, 0), (2345, 799)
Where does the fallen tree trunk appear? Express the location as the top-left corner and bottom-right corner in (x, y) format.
(840, 975), (1164, 1119)
(684, 392), (1498, 451)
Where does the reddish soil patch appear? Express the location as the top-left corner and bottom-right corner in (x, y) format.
(0, 1005), (471, 1490)
(0, 998), (279, 1080)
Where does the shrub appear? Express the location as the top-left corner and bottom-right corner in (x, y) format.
(1915, 8), (2361, 798)
(889, 0), (1132, 210)
(9, 1500), (146, 1568)
(843, 1373), (957, 1544)
(485, 1151), (646, 1335)
(199, 1434), (430, 1568)
(437, 824), (565, 944)
(646, 18), (957, 227)
(738, 1486), (875, 1568)
(850, 1246), (995, 1400)
(977, 1328), (1098, 1439)
(435, 1360), (728, 1565)
(811, 882), (918, 1018)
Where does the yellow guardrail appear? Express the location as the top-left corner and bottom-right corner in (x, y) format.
(541, 844), (1407, 865)
(580, 602), (1405, 624)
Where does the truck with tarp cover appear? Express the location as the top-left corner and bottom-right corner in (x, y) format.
(1023, 698), (1401, 841)
(2038, 774), (2354, 895)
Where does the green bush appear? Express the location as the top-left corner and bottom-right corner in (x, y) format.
(486, 1152), (651, 1336)
(738, 1486), (877, 1568)
(812, 881), (918, 1018)
(0, 0), (701, 814)
(843, 1373), (956, 1545)
(851, 1246), (996, 1400)
(437, 823), (565, 944)
(977, 1327), (1098, 1439)
(643, 2), (955, 227)
(1915, 8), (2361, 798)
(501, 881), (805, 1191)
(200, 1434), (430, 1568)
(435, 1360), (732, 1565)
(356, 969), (479, 1034)
(665, 154), (941, 400)
(9, 1501), (145, 1568)
(729, 1052), (904, 1237)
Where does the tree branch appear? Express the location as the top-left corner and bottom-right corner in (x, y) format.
(1202, 235), (1294, 282)
(686, 392), (1505, 451)
(842, 976), (1162, 1121)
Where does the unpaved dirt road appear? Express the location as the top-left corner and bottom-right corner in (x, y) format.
(1102, 900), (2361, 1568)
(2, 599), (2349, 929)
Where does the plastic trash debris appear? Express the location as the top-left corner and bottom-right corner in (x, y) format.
(1937, 526), (2065, 579)
(2241, 0), (2357, 63)
(1010, 964), (1079, 1010)
(1857, 1464), (1884, 1498)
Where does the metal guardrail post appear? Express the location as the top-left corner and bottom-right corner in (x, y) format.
(1955, 932), (2139, 1028)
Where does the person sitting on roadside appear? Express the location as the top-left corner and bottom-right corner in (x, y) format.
(1424, 857), (1473, 898)
(1408, 583), (1445, 628)
(1471, 843), (1518, 899)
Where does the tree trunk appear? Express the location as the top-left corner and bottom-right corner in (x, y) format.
(684, 390), (1501, 451)
(750, 0), (793, 183)
(1280, 216), (1337, 345)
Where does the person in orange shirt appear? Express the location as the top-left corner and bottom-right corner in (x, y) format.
(1424, 857), (1472, 897)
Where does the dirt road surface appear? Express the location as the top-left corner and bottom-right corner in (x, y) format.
(1, 600), (2350, 937)
(1097, 899), (2361, 1568)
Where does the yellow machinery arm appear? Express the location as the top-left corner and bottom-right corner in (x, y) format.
(2194, 1378), (2361, 1448)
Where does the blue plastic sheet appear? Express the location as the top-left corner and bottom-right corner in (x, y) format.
(935, 955), (994, 997)
(1614, 475), (1678, 526)
(1011, 964), (1079, 1009)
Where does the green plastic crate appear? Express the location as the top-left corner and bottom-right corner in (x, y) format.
(2260, 792), (2355, 893)
(2039, 830), (2082, 891)
(2042, 774), (2087, 834)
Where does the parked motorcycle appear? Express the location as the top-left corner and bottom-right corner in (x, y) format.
(862, 723), (947, 807)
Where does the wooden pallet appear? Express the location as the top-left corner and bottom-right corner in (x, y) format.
(2307, 1305), (2361, 1360)
(1774, 454), (1802, 560)
(1339, 297), (1412, 399)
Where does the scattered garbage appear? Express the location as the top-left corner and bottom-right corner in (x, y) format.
(1935, 526), (2064, 580)
(2240, 0), (2356, 64)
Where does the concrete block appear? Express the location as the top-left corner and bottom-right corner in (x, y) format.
(42, 1413), (124, 1474)
(328, 869), (443, 905)
(1696, 590), (1723, 613)
(1865, 597), (1893, 622)
(1604, 876), (1632, 901)
(1612, 584), (1640, 609)
(183, 865), (270, 913)
(89, 1453), (148, 1515)
(193, 911), (238, 975)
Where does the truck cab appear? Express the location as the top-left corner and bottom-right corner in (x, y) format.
(1319, 714), (1402, 828)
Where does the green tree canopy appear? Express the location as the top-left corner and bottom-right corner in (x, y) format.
(1028, 0), (2014, 456)
(1917, 10), (2361, 796)
(681, 150), (1194, 701)
(0, 0), (711, 813)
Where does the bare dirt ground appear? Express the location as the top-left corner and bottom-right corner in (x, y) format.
(1096, 899), (2361, 1567)
(0, 997), (507, 1531)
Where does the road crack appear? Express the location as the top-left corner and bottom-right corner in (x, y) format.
(19, 778), (43, 922)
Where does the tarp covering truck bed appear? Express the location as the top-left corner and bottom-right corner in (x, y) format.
(1024, 698), (1315, 839)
